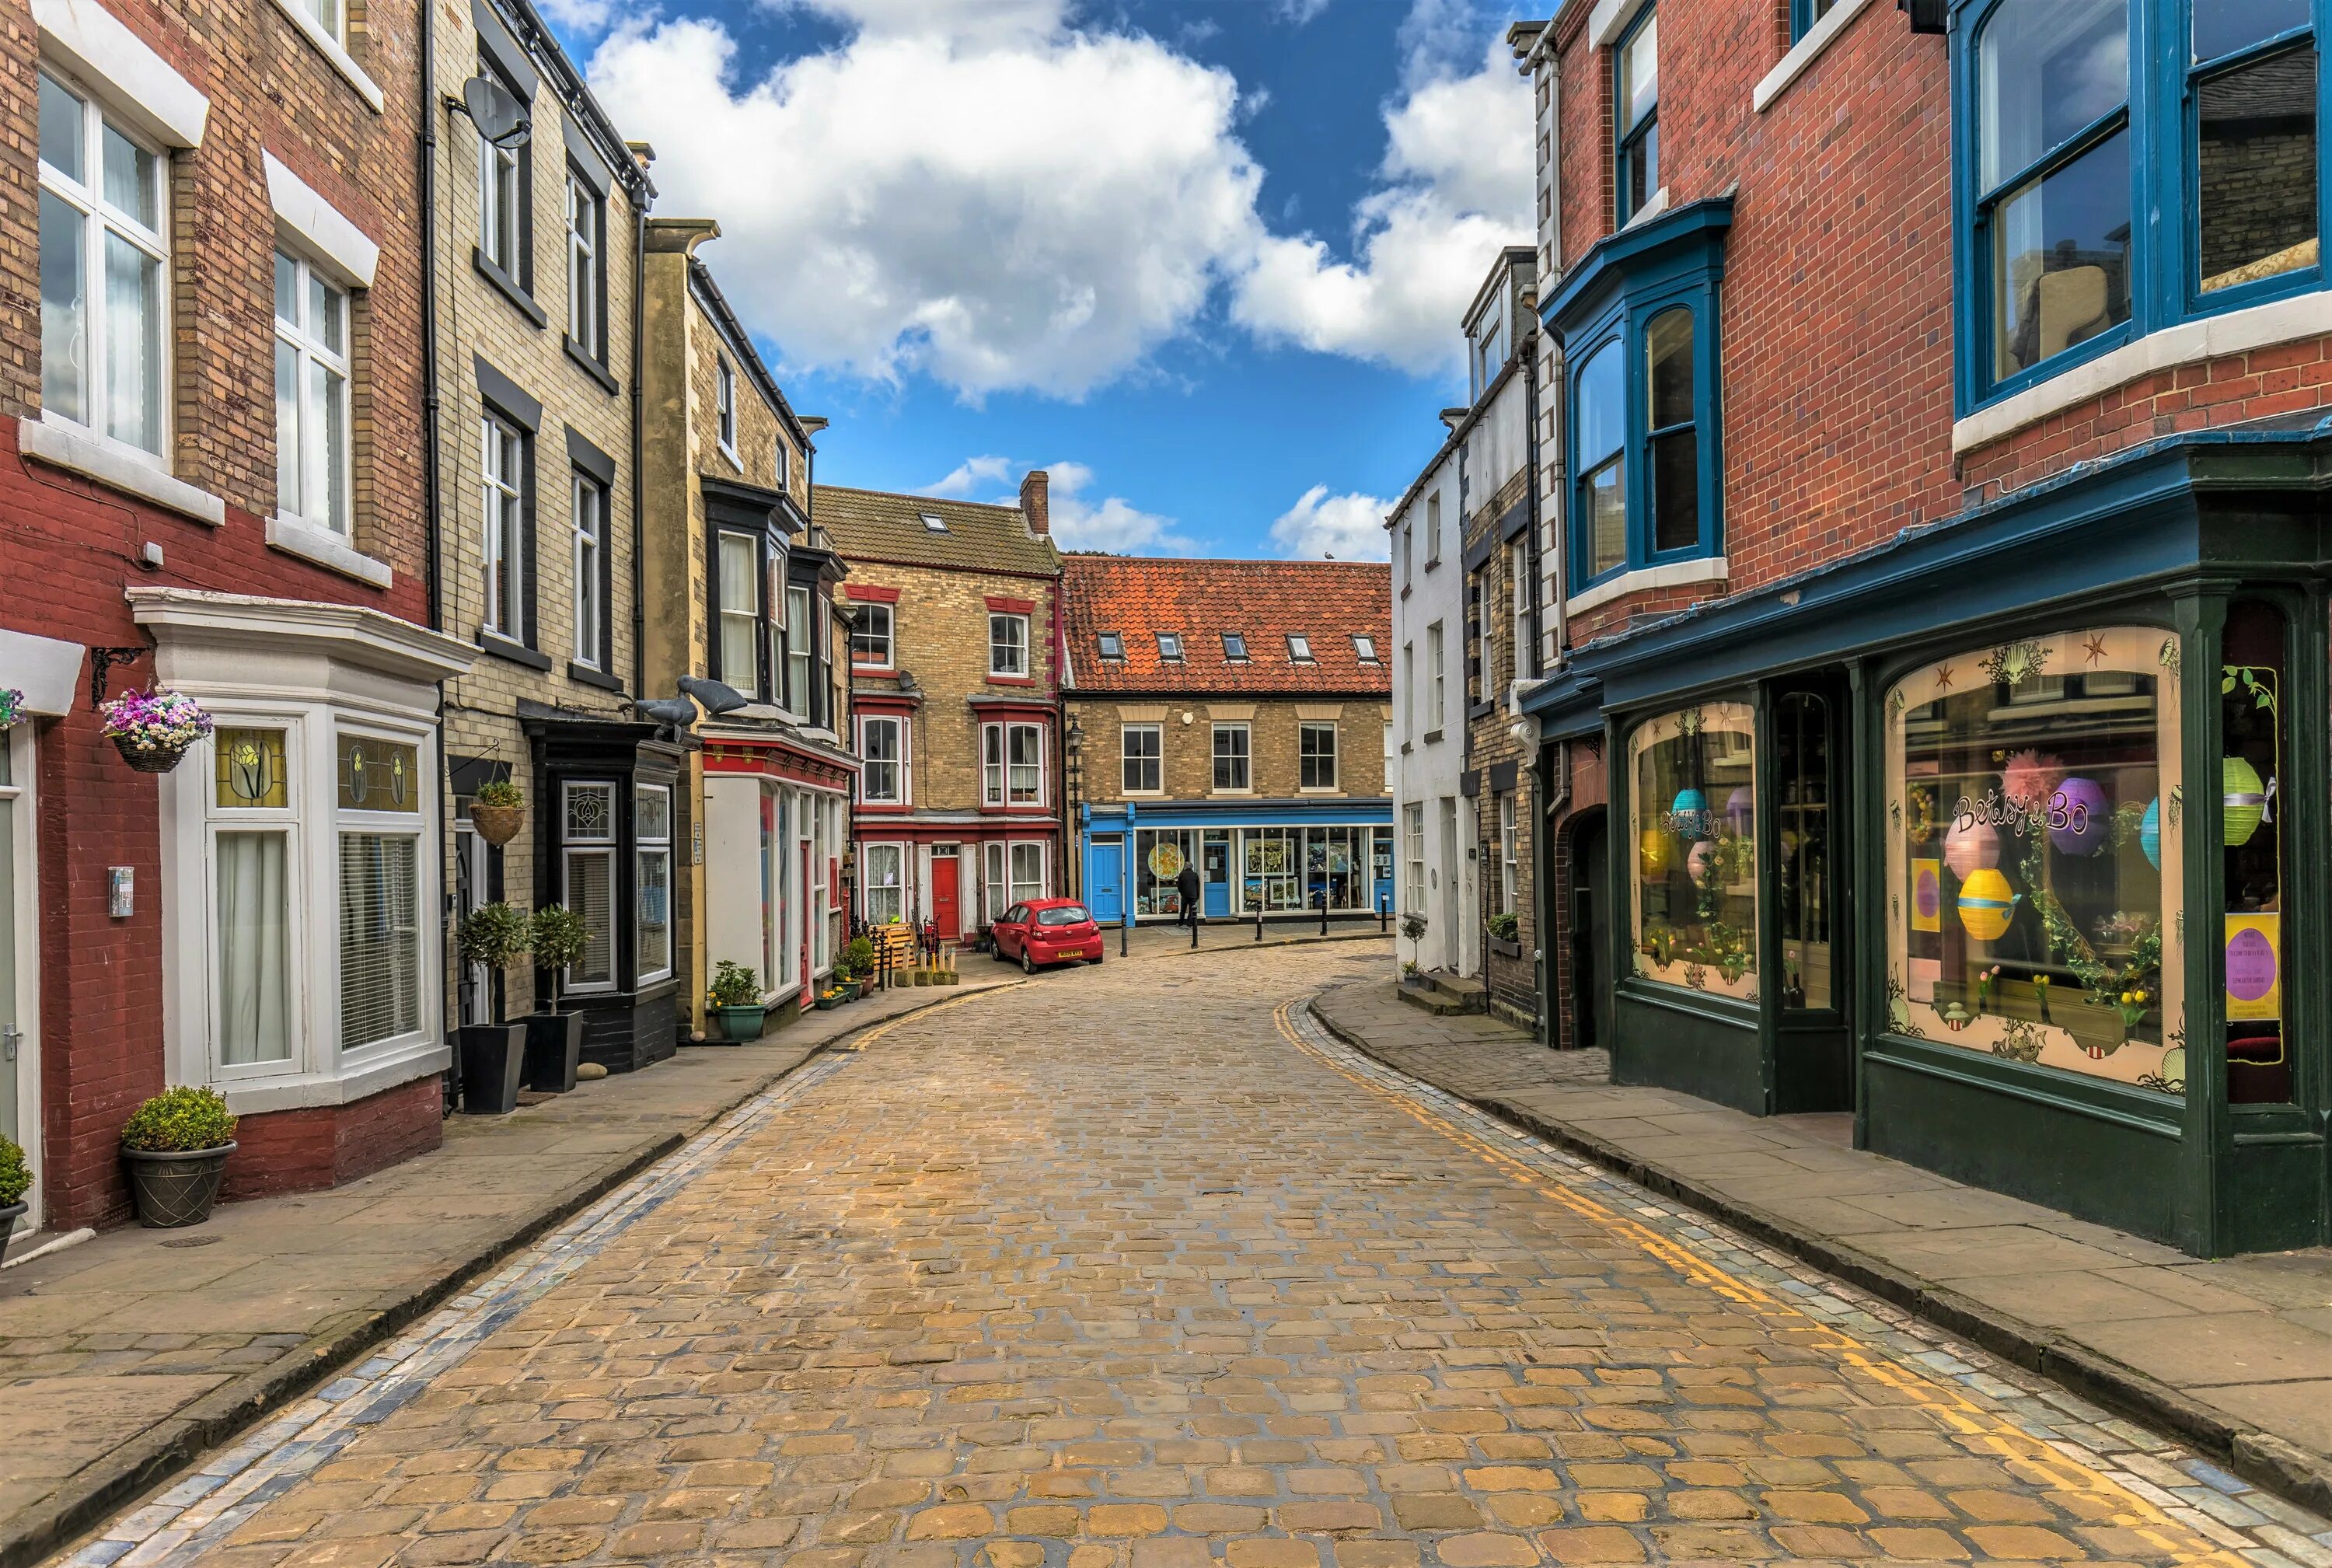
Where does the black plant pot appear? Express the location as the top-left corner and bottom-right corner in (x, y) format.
(0, 1200), (25, 1265)
(122, 1143), (236, 1228)
(523, 1010), (585, 1093)
(458, 1023), (528, 1115)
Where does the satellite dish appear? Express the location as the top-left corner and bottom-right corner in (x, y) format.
(461, 74), (531, 150)
(678, 675), (750, 716)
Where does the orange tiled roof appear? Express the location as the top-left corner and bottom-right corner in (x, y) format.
(1061, 556), (1391, 695)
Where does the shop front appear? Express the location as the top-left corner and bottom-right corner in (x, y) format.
(1082, 803), (1395, 924)
(1527, 431), (2329, 1255)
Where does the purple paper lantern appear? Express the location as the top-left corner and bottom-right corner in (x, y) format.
(1943, 819), (1999, 881)
(1725, 787), (1754, 835)
(2049, 776), (2110, 856)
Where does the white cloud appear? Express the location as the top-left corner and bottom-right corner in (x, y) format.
(586, 16), (1263, 401)
(1231, 35), (1533, 375)
(922, 457), (1190, 552)
(536, 0), (615, 32)
(1269, 484), (1391, 561)
(775, 0), (1071, 44)
(920, 454), (1013, 497)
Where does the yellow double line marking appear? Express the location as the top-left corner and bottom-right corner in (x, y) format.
(1272, 998), (2245, 1566)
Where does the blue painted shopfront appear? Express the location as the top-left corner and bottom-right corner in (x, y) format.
(1080, 799), (1395, 924)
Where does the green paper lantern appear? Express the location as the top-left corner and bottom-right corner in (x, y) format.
(2223, 756), (2267, 847)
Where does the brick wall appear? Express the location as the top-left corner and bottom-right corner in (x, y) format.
(222, 1074), (442, 1202)
(1070, 697), (1390, 805)
(1541, 737), (1608, 1054)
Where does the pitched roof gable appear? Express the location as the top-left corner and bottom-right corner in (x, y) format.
(815, 485), (1061, 578)
(1062, 556), (1391, 695)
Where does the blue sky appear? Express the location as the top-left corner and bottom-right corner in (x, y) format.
(539, 0), (1535, 559)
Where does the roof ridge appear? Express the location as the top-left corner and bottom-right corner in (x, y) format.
(814, 483), (1024, 514)
(1060, 555), (1389, 569)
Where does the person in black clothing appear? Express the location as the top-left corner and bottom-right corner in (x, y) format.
(1175, 861), (1201, 930)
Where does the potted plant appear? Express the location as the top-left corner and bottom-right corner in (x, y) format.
(100, 686), (213, 774)
(707, 959), (767, 1042)
(469, 778), (525, 847)
(0, 1135), (30, 1264)
(524, 903), (592, 1094)
(0, 688), (23, 730)
(843, 935), (874, 996)
(815, 984), (844, 1011)
(120, 1087), (238, 1228)
(1400, 912), (1428, 975)
(455, 903), (530, 1113)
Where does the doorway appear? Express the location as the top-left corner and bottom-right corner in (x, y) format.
(932, 854), (961, 941)
(1202, 832), (1231, 917)
(453, 810), (494, 1027)
(1571, 808), (1608, 1050)
(1440, 798), (1461, 973)
(0, 726), (37, 1226)
(1772, 678), (1852, 1112)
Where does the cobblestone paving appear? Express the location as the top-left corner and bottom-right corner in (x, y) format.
(58, 948), (2332, 1568)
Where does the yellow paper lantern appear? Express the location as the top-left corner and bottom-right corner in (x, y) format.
(1956, 867), (2018, 942)
(2224, 756), (2267, 847)
(1639, 829), (1674, 878)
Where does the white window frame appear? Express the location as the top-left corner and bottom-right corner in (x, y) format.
(561, 780), (618, 996)
(989, 613), (1030, 677)
(37, 65), (172, 461)
(333, 725), (428, 1060)
(864, 841), (907, 925)
(1300, 721), (1339, 792)
(1354, 634), (1378, 663)
(637, 782), (673, 985)
(480, 412), (525, 641)
(715, 356), (738, 459)
(1212, 722), (1251, 793)
(1288, 634), (1314, 663)
(1403, 643), (1416, 737)
(1428, 623), (1446, 728)
(983, 840), (1008, 924)
(571, 470), (605, 669)
(1, 725), (41, 1223)
(851, 600), (895, 670)
(1405, 801), (1426, 916)
(775, 438), (791, 495)
(1122, 722), (1162, 795)
(1008, 840), (1047, 906)
(716, 529), (762, 698)
(204, 717), (306, 1086)
(565, 167), (600, 357)
(273, 249), (352, 535)
(1158, 633), (1184, 662)
(860, 714), (907, 804)
(1499, 794), (1519, 917)
(984, 721), (1044, 806)
(476, 61), (524, 281)
(785, 584), (813, 715)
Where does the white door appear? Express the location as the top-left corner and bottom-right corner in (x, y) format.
(1439, 798), (1460, 973)
(454, 815), (491, 1025)
(1, 725), (39, 1226)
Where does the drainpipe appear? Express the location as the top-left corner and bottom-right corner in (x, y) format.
(418, 0), (457, 1056)
(1522, 327), (1545, 679)
(629, 194), (648, 702)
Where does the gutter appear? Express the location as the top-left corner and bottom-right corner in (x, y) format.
(630, 188), (647, 704)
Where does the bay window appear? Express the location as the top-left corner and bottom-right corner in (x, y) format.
(716, 531), (760, 695)
(562, 781), (616, 991)
(274, 251), (351, 534)
(637, 784), (672, 983)
(212, 728), (294, 1072)
(864, 843), (906, 924)
(1010, 842), (1046, 905)
(1629, 701), (1758, 1001)
(1958, 0), (2325, 407)
(786, 585), (813, 714)
(336, 733), (424, 1052)
(38, 68), (168, 456)
(984, 722), (1045, 806)
(861, 715), (905, 803)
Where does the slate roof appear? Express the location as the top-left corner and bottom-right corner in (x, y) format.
(815, 485), (1061, 578)
(1062, 556), (1392, 695)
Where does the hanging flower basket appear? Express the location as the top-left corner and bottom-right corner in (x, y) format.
(0, 689), (23, 729)
(99, 686), (212, 776)
(470, 780), (525, 846)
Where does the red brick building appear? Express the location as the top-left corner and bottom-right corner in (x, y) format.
(1512, 0), (2332, 1254)
(0, 0), (466, 1232)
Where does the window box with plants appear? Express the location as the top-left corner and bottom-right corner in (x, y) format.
(1486, 912), (1523, 958)
(524, 904), (591, 1094)
(0, 1136), (30, 1263)
(469, 777), (525, 847)
(454, 903), (531, 1113)
(120, 1087), (238, 1228)
(707, 960), (767, 1042)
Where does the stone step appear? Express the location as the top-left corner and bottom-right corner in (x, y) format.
(1419, 972), (1489, 1013)
(1395, 981), (1475, 1017)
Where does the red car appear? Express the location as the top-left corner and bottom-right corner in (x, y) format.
(990, 898), (1105, 973)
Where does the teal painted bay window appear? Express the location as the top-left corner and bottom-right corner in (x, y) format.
(1956, 0), (2325, 409)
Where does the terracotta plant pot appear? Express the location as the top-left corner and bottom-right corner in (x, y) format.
(122, 1143), (236, 1228)
(470, 802), (525, 846)
(113, 735), (194, 774)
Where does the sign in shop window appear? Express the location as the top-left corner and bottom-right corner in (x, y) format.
(1885, 626), (2185, 1093)
(1629, 701), (1758, 1001)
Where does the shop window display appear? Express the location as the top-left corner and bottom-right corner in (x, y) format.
(1629, 701), (1758, 1001)
(1885, 626), (2184, 1092)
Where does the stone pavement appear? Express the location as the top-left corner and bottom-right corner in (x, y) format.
(48, 942), (2332, 1568)
(1032, 920), (1391, 966)
(0, 975), (1018, 1568)
(1311, 977), (2332, 1516)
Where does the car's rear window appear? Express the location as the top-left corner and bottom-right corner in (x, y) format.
(1037, 906), (1091, 927)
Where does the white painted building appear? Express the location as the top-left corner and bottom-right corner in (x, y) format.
(1388, 414), (1475, 980)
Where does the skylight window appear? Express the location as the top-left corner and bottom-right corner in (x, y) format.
(1287, 634), (1314, 662)
(1353, 634), (1378, 662)
(919, 512), (949, 532)
(1098, 631), (1124, 659)
(1222, 632), (1248, 661)
(1158, 633), (1184, 662)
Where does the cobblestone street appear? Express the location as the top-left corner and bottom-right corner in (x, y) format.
(61, 945), (2332, 1568)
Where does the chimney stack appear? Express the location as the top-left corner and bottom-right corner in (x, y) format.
(1020, 469), (1049, 536)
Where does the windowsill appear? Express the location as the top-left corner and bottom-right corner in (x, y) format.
(1122, 790), (1167, 799)
(473, 249), (546, 329)
(1400, 742), (1414, 754)
(1621, 187), (1671, 232)
(1468, 700), (1497, 721)
(717, 442), (742, 473)
(1399, 585), (1412, 599)
(265, 0), (384, 111)
(986, 674), (1035, 686)
(1566, 555), (1730, 617)
(480, 630), (552, 670)
(19, 417), (226, 526)
(215, 1037), (449, 1116)
(1211, 788), (1255, 797)
(1423, 729), (1444, 744)
(267, 514), (391, 588)
(1952, 288), (2332, 455)
(1424, 557), (1443, 572)
(1753, 0), (1875, 112)
(1297, 787), (1344, 796)
(567, 661), (623, 693)
(564, 335), (620, 394)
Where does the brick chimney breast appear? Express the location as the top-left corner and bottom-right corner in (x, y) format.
(1020, 469), (1049, 536)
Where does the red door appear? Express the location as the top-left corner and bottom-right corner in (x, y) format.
(932, 855), (961, 941)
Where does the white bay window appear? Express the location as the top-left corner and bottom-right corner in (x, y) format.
(638, 784), (673, 983)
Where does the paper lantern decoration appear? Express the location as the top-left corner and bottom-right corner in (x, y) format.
(2050, 777), (2110, 856)
(1687, 840), (1718, 882)
(2139, 798), (2161, 870)
(2224, 756), (2267, 847)
(1957, 867), (2019, 941)
(1670, 787), (1709, 834)
(1639, 829), (1674, 878)
(1944, 820), (1999, 881)
(1725, 787), (1755, 835)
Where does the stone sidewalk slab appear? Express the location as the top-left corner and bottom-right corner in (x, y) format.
(0, 975), (1016, 1568)
(1309, 976), (2332, 1517)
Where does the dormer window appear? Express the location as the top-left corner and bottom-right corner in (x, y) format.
(1287, 634), (1314, 662)
(1158, 633), (1184, 662)
(1353, 634), (1378, 662)
(1222, 632), (1248, 661)
(1098, 631), (1124, 660)
(920, 512), (948, 532)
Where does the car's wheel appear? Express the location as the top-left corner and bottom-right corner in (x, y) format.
(994, 938), (1011, 963)
(1089, 950), (1103, 966)
(1021, 948), (1036, 976)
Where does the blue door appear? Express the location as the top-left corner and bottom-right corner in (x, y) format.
(1086, 835), (1124, 924)
(1203, 837), (1231, 917)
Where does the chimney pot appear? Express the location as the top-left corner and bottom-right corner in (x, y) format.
(1020, 470), (1049, 536)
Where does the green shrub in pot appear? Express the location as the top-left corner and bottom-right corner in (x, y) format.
(121, 1085), (237, 1152)
(0, 1137), (30, 1207)
(120, 1086), (239, 1229)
